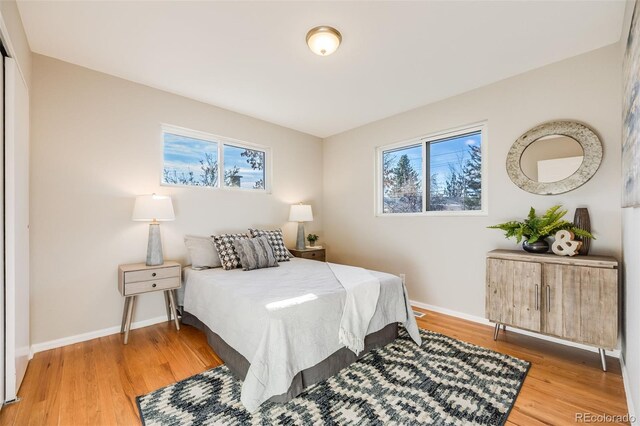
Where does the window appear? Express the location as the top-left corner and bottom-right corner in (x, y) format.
(223, 145), (265, 189)
(382, 144), (423, 213)
(377, 123), (486, 215)
(161, 125), (269, 191)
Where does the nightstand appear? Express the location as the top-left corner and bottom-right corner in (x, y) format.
(118, 261), (181, 344)
(289, 247), (326, 262)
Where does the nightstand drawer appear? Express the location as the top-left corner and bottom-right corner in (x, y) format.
(125, 276), (180, 295)
(125, 266), (180, 284)
(299, 251), (325, 261)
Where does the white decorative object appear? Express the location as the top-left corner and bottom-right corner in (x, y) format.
(289, 204), (313, 250)
(133, 194), (175, 266)
(552, 230), (582, 257)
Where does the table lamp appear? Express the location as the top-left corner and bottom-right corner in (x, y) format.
(132, 194), (175, 266)
(289, 204), (313, 250)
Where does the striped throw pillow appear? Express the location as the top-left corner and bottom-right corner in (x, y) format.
(233, 236), (279, 271)
(248, 228), (291, 262)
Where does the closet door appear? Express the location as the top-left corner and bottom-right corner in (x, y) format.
(486, 258), (541, 332)
(5, 57), (30, 401)
(0, 52), (4, 407)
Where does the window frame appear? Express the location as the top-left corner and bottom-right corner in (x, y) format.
(375, 121), (488, 217)
(160, 124), (272, 193)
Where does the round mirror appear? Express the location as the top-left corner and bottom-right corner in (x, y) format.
(507, 121), (602, 195)
(519, 135), (584, 183)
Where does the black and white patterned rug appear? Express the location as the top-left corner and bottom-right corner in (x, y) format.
(137, 328), (530, 425)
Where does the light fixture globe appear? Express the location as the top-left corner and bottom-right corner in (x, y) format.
(306, 26), (342, 56)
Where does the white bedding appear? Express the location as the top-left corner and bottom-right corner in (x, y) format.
(329, 262), (381, 355)
(182, 258), (421, 412)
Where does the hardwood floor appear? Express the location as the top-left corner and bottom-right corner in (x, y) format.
(0, 309), (630, 425)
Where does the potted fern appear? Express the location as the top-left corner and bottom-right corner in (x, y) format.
(488, 205), (594, 253)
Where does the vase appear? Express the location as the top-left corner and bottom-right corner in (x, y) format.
(573, 208), (591, 255)
(522, 240), (549, 254)
(308, 241), (315, 247)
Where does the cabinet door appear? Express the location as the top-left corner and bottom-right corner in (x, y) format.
(543, 264), (618, 349)
(486, 258), (541, 332)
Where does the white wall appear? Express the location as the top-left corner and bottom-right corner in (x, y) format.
(621, 0), (639, 420)
(30, 54), (323, 345)
(622, 209), (640, 420)
(323, 44), (621, 319)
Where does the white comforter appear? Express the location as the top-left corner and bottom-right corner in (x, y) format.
(182, 258), (421, 413)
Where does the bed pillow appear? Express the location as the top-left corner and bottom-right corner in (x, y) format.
(233, 236), (279, 271)
(184, 235), (221, 269)
(248, 228), (291, 262)
(212, 233), (249, 270)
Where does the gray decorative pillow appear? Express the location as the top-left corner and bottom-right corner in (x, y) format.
(212, 233), (249, 270)
(248, 228), (291, 262)
(184, 235), (221, 269)
(233, 236), (279, 271)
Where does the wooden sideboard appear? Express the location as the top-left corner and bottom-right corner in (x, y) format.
(485, 249), (618, 371)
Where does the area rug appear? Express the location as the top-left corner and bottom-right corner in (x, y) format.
(137, 328), (530, 426)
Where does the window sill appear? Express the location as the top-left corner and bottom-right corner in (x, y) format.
(160, 182), (271, 194)
(376, 209), (488, 217)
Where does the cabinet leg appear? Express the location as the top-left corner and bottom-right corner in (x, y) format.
(163, 291), (172, 322)
(493, 323), (500, 340)
(599, 348), (607, 372)
(168, 290), (180, 331)
(120, 297), (131, 334)
(123, 295), (136, 344)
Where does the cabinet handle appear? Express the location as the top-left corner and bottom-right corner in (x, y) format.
(152, 272), (157, 277)
(535, 284), (539, 311)
(152, 283), (157, 288)
(546, 285), (551, 312)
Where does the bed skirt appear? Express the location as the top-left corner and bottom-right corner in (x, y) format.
(181, 310), (398, 404)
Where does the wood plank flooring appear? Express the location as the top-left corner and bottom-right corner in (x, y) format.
(0, 308), (630, 425)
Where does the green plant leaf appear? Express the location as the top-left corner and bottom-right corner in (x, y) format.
(488, 205), (591, 245)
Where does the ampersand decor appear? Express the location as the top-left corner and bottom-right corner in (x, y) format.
(552, 230), (582, 256)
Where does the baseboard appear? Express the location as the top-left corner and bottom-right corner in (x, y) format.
(30, 315), (168, 354)
(620, 354), (638, 424)
(410, 300), (621, 358)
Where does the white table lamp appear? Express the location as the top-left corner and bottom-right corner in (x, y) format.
(133, 194), (175, 266)
(289, 204), (313, 250)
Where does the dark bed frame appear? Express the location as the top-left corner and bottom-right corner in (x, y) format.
(181, 310), (399, 403)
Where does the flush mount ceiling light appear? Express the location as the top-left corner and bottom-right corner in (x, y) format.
(306, 26), (342, 56)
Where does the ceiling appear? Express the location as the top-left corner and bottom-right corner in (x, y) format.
(17, 1), (625, 138)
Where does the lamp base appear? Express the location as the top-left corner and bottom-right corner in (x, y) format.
(296, 222), (306, 250)
(146, 223), (164, 266)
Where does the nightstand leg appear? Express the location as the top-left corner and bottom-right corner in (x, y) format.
(163, 291), (172, 322)
(120, 297), (131, 333)
(123, 295), (136, 344)
(167, 290), (180, 331)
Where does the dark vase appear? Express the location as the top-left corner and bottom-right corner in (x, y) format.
(573, 208), (591, 255)
(522, 240), (550, 253)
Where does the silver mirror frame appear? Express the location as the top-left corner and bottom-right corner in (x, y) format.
(506, 121), (603, 195)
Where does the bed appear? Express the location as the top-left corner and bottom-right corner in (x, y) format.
(178, 257), (420, 412)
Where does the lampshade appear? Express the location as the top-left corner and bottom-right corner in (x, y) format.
(306, 26), (342, 56)
(132, 194), (175, 222)
(289, 204), (313, 222)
